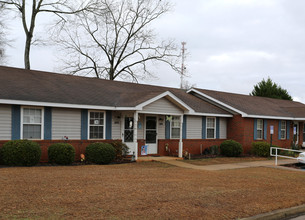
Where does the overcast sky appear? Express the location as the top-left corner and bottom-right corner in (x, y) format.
(4, 0), (305, 103)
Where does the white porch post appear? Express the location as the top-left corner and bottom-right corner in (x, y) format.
(179, 115), (183, 158)
(134, 111), (138, 160)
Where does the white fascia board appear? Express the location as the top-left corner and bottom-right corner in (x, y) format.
(135, 91), (195, 113)
(245, 114), (302, 120)
(187, 88), (247, 116)
(185, 112), (233, 117)
(0, 99), (136, 111)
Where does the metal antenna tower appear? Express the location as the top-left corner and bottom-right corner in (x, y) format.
(180, 42), (187, 89)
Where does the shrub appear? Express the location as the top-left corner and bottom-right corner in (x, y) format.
(1, 140), (41, 166)
(220, 140), (243, 157)
(252, 142), (271, 157)
(48, 143), (75, 165)
(203, 145), (219, 156)
(110, 141), (129, 162)
(85, 142), (116, 164)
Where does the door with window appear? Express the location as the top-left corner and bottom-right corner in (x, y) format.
(293, 122), (299, 144)
(123, 116), (135, 154)
(145, 116), (158, 154)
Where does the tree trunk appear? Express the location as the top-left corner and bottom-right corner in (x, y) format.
(24, 34), (31, 70)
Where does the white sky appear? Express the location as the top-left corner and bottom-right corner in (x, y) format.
(4, 0), (305, 103)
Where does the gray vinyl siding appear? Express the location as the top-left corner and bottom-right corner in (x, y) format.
(138, 114), (144, 139)
(158, 115), (165, 139)
(219, 118), (227, 139)
(52, 108), (81, 139)
(112, 111), (121, 139)
(186, 116), (202, 139)
(142, 98), (183, 114)
(0, 104), (11, 140)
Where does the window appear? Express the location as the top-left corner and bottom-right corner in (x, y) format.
(206, 117), (216, 139)
(171, 116), (180, 139)
(280, 121), (286, 140)
(22, 107), (43, 139)
(257, 119), (263, 140)
(124, 117), (134, 142)
(89, 111), (104, 139)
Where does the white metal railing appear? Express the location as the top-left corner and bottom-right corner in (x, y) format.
(270, 147), (304, 165)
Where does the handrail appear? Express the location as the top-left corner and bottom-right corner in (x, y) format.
(270, 147), (304, 165)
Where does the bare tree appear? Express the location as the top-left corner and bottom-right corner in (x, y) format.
(55, 0), (179, 82)
(0, 0), (91, 69)
(0, 3), (7, 64)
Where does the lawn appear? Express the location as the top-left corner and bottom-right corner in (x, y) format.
(183, 156), (269, 166)
(1, 162), (305, 220)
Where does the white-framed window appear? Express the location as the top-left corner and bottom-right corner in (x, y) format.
(88, 111), (105, 139)
(257, 119), (263, 140)
(21, 107), (44, 139)
(171, 116), (180, 139)
(206, 117), (216, 139)
(280, 121), (286, 140)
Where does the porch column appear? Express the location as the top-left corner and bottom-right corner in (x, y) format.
(179, 115), (183, 158)
(134, 111), (138, 160)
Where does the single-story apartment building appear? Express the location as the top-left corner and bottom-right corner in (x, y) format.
(0, 66), (304, 161)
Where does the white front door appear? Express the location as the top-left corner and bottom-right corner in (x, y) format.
(145, 116), (158, 154)
(123, 116), (135, 155)
(293, 122), (299, 144)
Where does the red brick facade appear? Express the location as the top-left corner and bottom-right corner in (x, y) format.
(227, 115), (302, 153)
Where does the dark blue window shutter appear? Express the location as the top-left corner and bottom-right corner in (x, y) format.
(202, 116), (206, 139)
(12, 105), (21, 140)
(278, 120), (282, 140)
(216, 117), (220, 139)
(81, 109), (88, 140)
(264, 119), (267, 140)
(106, 110), (112, 140)
(253, 119), (257, 140)
(286, 121), (290, 139)
(44, 107), (52, 140)
(182, 115), (187, 139)
(165, 116), (170, 139)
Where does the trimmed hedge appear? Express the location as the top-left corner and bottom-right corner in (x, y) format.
(0, 140), (41, 166)
(220, 140), (243, 157)
(48, 143), (75, 165)
(252, 142), (270, 157)
(85, 142), (116, 164)
(110, 141), (129, 162)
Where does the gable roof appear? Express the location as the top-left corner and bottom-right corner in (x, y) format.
(0, 66), (231, 116)
(189, 88), (305, 120)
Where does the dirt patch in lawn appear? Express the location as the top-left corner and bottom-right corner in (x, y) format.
(1, 162), (305, 220)
(183, 156), (269, 166)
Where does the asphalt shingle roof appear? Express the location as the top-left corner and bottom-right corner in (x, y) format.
(0, 66), (229, 115)
(195, 88), (305, 118)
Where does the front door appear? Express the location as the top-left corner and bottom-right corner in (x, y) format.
(145, 116), (158, 154)
(293, 122), (299, 144)
(123, 116), (135, 154)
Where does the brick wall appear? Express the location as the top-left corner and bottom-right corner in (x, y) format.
(227, 115), (295, 154)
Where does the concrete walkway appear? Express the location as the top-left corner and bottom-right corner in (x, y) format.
(139, 157), (300, 171)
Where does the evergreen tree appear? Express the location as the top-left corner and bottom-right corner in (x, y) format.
(250, 77), (293, 101)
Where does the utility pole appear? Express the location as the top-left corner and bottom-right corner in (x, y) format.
(180, 42), (186, 89)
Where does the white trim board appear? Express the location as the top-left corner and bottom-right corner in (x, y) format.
(135, 91), (195, 113)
